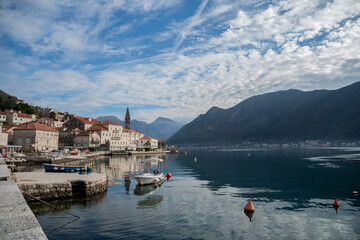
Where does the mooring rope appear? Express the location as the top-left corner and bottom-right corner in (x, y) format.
(21, 190), (80, 219)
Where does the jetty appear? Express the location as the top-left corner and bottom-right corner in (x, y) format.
(0, 158), (47, 239)
(14, 172), (107, 201)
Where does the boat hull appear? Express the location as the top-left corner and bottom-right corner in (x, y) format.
(43, 164), (91, 172)
(134, 173), (164, 186)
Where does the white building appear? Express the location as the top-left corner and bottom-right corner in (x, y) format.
(0, 111), (6, 123)
(5, 110), (36, 125)
(38, 117), (64, 128)
(138, 137), (158, 150)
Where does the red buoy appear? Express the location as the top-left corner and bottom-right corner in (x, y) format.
(350, 158), (354, 162)
(109, 166), (112, 169)
(333, 198), (340, 207)
(244, 199), (255, 212)
(167, 173), (172, 181)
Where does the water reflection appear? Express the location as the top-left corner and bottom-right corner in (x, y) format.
(29, 192), (107, 215)
(137, 195), (164, 209)
(134, 182), (163, 196)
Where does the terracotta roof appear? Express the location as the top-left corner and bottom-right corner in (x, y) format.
(158, 139), (165, 142)
(123, 129), (142, 134)
(14, 122), (59, 132)
(89, 125), (108, 131)
(0, 111), (5, 115)
(141, 137), (157, 140)
(2, 124), (17, 131)
(77, 130), (100, 137)
(101, 120), (122, 126)
(40, 117), (58, 121)
(75, 116), (100, 125)
(77, 131), (90, 137)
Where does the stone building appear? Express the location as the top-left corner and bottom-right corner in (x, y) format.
(0, 125), (8, 146)
(2, 124), (17, 145)
(63, 116), (100, 131)
(74, 130), (101, 148)
(13, 122), (59, 151)
(5, 110), (36, 125)
(38, 117), (64, 128)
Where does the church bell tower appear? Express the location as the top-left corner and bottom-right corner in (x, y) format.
(125, 107), (130, 129)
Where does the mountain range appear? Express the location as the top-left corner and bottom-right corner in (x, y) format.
(96, 115), (186, 140)
(168, 81), (360, 144)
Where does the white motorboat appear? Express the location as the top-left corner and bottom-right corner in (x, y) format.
(134, 158), (164, 185)
(134, 172), (164, 186)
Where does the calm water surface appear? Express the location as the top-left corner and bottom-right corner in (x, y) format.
(29, 148), (360, 239)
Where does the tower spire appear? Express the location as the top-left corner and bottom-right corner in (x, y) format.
(125, 107), (131, 129)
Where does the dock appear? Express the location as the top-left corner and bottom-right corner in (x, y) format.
(0, 158), (48, 239)
(14, 172), (107, 201)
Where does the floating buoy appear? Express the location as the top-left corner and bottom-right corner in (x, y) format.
(114, 167), (116, 170)
(147, 170), (150, 173)
(248, 153), (251, 157)
(194, 157), (197, 162)
(353, 191), (358, 196)
(244, 199), (255, 212)
(350, 158), (354, 162)
(333, 198), (340, 207)
(167, 173), (172, 181)
(109, 166), (112, 169)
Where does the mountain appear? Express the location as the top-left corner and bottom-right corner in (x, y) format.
(96, 115), (185, 140)
(168, 81), (360, 144)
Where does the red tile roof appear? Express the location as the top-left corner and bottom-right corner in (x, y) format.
(75, 116), (100, 125)
(40, 117), (58, 121)
(0, 111), (5, 115)
(123, 129), (142, 134)
(101, 120), (122, 126)
(141, 137), (157, 140)
(77, 130), (100, 137)
(14, 122), (59, 132)
(89, 125), (108, 131)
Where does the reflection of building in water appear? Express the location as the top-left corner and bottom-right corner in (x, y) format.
(97, 154), (165, 184)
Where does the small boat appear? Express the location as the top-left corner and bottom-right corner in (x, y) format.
(134, 172), (164, 186)
(43, 163), (92, 172)
(134, 158), (164, 186)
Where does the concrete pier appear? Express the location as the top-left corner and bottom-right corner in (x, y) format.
(14, 172), (107, 201)
(0, 159), (47, 240)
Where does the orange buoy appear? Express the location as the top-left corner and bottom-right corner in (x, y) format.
(333, 198), (340, 207)
(167, 173), (172, 181)
(244, 199), (255, 212)
(109, 166), (112, 169)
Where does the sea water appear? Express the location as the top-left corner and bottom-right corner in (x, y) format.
(29, 147), (360, 239)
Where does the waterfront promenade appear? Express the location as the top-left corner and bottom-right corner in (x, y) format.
(0, 158), (47, 239)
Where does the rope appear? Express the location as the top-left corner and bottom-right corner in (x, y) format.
(21, 190), (80, 219)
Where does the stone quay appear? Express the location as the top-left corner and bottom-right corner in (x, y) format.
(13, 172), (108, 201)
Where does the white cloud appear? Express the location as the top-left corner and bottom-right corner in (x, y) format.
(1, 0), (359, 122)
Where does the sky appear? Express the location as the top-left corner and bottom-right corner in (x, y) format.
(1, 0), (359, 123)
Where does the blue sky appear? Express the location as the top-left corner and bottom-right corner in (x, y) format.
(1, 0), (359, 123)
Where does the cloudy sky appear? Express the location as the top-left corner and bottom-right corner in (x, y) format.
(1, 0), (359, 123)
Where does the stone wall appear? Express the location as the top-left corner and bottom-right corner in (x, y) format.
(17, 175), (107, 202)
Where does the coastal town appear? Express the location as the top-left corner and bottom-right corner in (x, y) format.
(0, 107), (166, 154)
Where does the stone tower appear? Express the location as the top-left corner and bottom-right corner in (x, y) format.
(125, 107), (130, 129)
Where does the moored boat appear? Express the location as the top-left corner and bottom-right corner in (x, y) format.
(134, 158), (164, 185)
(134, 172), (164, 186)
(43, 163), (92, 172)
